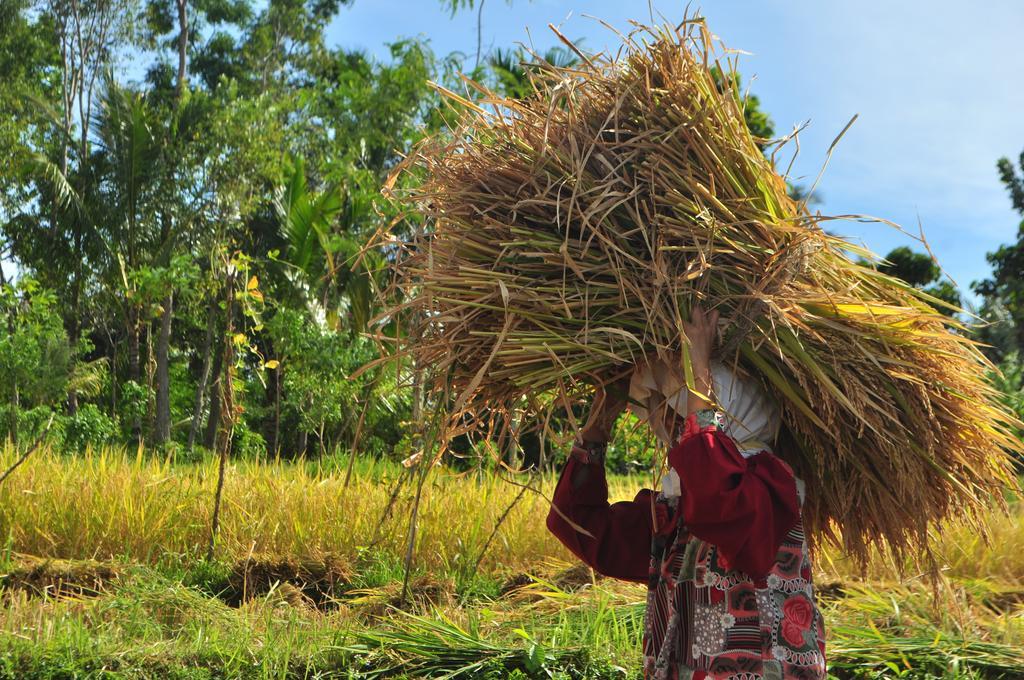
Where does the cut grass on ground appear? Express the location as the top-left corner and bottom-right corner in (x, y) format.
(2, 557), (1022, 679)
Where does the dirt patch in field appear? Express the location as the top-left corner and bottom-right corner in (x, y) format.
(499, 563), (600, 602)
(499, 571), (535, 596)
(346, 574), (456, 619)
(0, 554), (121, 600)
(224, 555), (352, 610)
(553, 563), (597, 590)
(813, 580), (847, 602)
(982, 588), (1024, 613)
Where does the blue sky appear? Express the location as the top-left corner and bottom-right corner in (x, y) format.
(329, 0), (1024, 304)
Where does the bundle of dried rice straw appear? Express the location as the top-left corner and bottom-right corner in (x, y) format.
(369, 17), (1021, 561)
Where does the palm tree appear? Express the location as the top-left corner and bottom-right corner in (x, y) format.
(488, 46), (580, 99)
(272, 155), (381, 333)
(91, 82), (169, 442)
(94, 85), (161, 366)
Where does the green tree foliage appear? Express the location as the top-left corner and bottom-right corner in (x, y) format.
(488, 46), (579, 99)
(0, 279), (72, 406)
(997, 152), (1024, 214)
(973, 151), (1024, 362)
(878, 245), (939, 286)
(0, 0), (449, 458)
(263, 308), (405, 457)
(988, 351), (1024, 449)
(0, 0), (59, 236)
(0, 278), (73, 442)
(874, 245), (961, 316)
(9, 0), (982, 471)
(710, 65), (774, 143)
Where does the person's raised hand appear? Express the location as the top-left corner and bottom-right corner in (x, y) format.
(580, 365), (632, 443)
(683, 304), (719, 370)
(682, 304), (719, 412)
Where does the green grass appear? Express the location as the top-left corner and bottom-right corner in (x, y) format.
(3, 562), (1022, 679)
(1, 444), (1022, 678)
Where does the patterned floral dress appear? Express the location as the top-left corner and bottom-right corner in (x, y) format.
(547, 409), (827, 680)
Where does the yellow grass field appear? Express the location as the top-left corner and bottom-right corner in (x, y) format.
(1, 444), (1023, 678)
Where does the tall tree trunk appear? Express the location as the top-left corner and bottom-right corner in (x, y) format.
(208, 271), (236, 561)
(204, 376), (221, 450)
(176, 0), (188, 98)
(157, 0), (187, 447)
(262, 336), (279, 455)
(9, 382), (18, 447)
(154, 292), (173, 444)
(66, 232), (82, 416)
(109, 355), (117, 419)
(54, 11), (76, 417)
(188, 295), (218, 451)
(127, 303), (142, 443)
(6, 303), (17, 445)
(128, 305), (141, 382)
(146, 319), (155, 437)
(204, 346), (224, 450)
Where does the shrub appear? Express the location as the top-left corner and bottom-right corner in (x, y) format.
(232, 421), (267, 460)
(118, 380), (152, 440)
(62, 403), (118, 453)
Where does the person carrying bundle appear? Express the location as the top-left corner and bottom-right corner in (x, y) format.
(546, 306), (827, 680)
(379, 18), (1020, 679)
(383, 19), (1020, 593)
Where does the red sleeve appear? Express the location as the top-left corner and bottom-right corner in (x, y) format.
(668, 410), (800, 580)
(545, 455), (654, 583)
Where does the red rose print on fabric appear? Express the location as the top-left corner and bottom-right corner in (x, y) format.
(781, 595), (814, 647)
(783, 596), (813, 627)
(782, 619), (805, 647)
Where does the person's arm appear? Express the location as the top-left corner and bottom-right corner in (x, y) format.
(668, 410), (799, 580)
(672, 305), (799, 580)
(545, 369), (655, 583)
(545, 454), (656, 583)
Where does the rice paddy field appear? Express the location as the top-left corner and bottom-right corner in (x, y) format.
(1, 444), (1022, 679)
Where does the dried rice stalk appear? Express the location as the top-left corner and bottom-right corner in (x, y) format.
(369, 17), (1022, 563)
